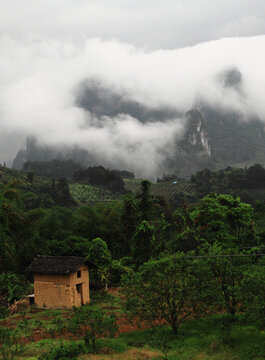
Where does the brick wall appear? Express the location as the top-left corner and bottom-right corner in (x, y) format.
(34, 280), (72, 309)
(34, 265), (90, 309)
(70, 265), (90, 307)
(35, 273), (70, 285)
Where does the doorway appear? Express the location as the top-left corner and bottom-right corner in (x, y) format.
(76, 283), (84, 305)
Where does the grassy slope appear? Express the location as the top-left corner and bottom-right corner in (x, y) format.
(11, 316), (265, 360)
(1, 290), (265, 360)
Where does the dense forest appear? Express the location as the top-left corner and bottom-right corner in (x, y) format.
(191, 163), (265, 203)
(1, 162), (265, 359)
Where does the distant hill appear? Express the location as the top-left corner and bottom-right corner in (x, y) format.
(23, 159), (82, 179)
(12, 106), (265, 178)
(0, 165), (76, 208)
(190, 164), (265, 205)
(0, 164), (122, 209)
(3, 161), (265, 211)
(73, 165), (126, 194)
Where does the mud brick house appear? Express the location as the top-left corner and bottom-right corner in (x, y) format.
(25, 255), (90, 309)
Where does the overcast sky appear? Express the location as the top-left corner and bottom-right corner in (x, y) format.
(1, 0), (265, 48)
(0, 0), (265, 174)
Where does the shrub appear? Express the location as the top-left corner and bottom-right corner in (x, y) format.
(39, 340), (86, 360)
(91, 290), (115, 305)
(0, 273), (28, 305)
(0, 306), (9, 321)
(0, 326), (24, 360)
(148, 326), (171, 358)
(68, 306), (117, 353)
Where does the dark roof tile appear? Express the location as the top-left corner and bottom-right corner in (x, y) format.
(25, 255), (88, 275)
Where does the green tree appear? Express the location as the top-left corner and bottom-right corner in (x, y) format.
(65, 235), (91, 256)
(121, 195), (140, 256)
(0, 187), (44, 271)
(166, 205), (199, 253)
(152, 213), (170, 257)
(69, 306), (117, 352)
(139, 180), (152, 221)
(0, 273), (28, 306)
(87, 238), (112, 290)
(26, 171), (34, 183)
(94, 202), (123, 259)
(39, 206), (74, 254)
(48, 235), (91, 257)
(149, 326), (171, 359)
(109, 259), (131, 286)
(73, 206), (102, 240)
(0, 230), (16, 272)
(132, 220), (155, 266)
(50, 177), (76, 207)
(122, 253), (211, 334)
(241, 261), (265, 328)
(200, 243), (249, 316)
(192, 194), (255, 247)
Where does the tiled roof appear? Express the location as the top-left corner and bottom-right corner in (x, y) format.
(25, 255), (88, 275)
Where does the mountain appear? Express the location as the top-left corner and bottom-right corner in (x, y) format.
(12, 106), (265, 178)
(162, 109), (215, 178)
(13, 110), (214, 178)
(201, 107), (265, 165)
(163, 107), (265, 178)
(13, 137), (94, 170)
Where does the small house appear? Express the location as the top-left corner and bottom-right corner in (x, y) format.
(25, 255), (90, 309)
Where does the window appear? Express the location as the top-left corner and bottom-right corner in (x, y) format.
(77, 270), (81, 278)
(76, 284), (81, 293)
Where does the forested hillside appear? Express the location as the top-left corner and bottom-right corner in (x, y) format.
(1, 163), (265, 359)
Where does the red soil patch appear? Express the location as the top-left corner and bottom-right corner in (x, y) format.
(18, 315), (142, 344)
(116, 315), (152, 334)
(108, 287), (121, 296)
(117, 317), (138, 334)
(20, 330), (78, 345)
(14, 313), (148, 345)
(0, 320), (16, 328)
(2, 288), (164, 344)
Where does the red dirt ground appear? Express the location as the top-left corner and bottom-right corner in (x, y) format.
(2, 288), (160, 345)
(18, 314), (149, 345)
(17, 317), (145, 344)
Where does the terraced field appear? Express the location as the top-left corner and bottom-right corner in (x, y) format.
(123, 178), (143, 193)
(0, 166), (195, 205)
(124, 179), (195, 202)
(69, 183), (119, 204)
(151, 181), (195, 201)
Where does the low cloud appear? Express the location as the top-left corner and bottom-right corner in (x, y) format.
(0, 35), (264, 175)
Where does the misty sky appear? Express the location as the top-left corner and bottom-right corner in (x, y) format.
(0, 0), (265, 174)
(1, 0), (265, 48)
